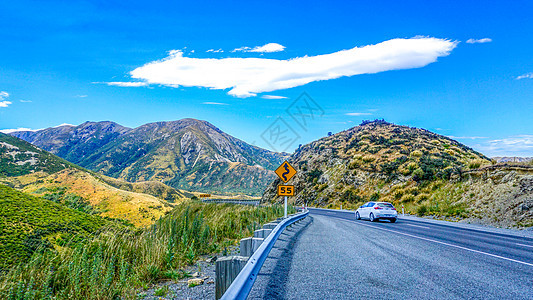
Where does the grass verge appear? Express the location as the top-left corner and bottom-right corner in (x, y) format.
(0, 201), (293, 299)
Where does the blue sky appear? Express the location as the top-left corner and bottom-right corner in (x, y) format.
(1, 0), (531, 156)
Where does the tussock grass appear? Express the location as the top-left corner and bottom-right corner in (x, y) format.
(0, 201), (290, 299)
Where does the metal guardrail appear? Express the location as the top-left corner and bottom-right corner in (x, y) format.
(220, 210), (309, 300)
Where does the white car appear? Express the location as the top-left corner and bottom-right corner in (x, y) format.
(355, 201), (397, 223)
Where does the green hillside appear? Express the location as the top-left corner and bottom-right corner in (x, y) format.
(0, 132), (76, 177)
(0, 184), (120, 271)
(0, 200), (292, 299)
(263, 120), (533, 228)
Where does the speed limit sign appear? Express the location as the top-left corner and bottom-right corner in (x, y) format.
(277, 185), (295, 196)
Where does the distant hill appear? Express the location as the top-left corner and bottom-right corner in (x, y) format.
(262, 120), (533, 228)
(0, 184), (121, 271)
(493, 157), (532, 164)
(1, 133), (188, 226)
(11, 119), (288, 195)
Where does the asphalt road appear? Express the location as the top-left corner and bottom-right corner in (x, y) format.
(248, 208), (533, 299)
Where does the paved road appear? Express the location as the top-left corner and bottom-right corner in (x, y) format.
(249, 208), (533, 299)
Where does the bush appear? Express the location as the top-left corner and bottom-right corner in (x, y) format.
(400, 194), (415, 203)
(410, 150), (423, 157)
(369, 192), (380, 202)
(417, 205), (428, 216)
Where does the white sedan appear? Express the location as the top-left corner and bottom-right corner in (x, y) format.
(355, 201), (398, 223)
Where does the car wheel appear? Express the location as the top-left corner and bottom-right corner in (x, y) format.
(390, 218), (397, 223)
(355, 212), (361, 220)
(369, 213), (377, 222)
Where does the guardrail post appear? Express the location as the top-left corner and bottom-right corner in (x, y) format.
(252, 237), (264, 253)
(253, 229), (272, 239)
(263, 223), (277, 230)
(239, 237), (252, 257)
(215, 256), (248, 299)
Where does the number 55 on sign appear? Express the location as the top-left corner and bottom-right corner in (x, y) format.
(277, 185), (295, 196)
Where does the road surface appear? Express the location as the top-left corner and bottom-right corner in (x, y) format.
(248, 208), (533, 299)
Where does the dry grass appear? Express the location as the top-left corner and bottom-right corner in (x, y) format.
(0, 169), (177, 227)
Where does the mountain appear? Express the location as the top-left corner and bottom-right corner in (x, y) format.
(11, 121), (131, 164)
(11, 119), (287, 195)
(493, 157), (532, 164)
(1, 133), (188, 227)
(262, 120), (533, 228)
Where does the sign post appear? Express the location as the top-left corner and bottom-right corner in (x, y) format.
(275, 161), (297, 218)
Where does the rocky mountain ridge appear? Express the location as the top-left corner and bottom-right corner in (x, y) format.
(10, 119), (288, 195)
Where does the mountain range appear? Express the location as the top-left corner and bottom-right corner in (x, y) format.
(10, 119), (288, 196)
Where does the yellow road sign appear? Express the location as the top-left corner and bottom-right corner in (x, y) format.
(277, 185), (295, 196)
(275, 161), (297, 183)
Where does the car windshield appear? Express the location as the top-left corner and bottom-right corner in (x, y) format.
(377, 203), (394, 208)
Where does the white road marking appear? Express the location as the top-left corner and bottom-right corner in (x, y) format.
(403, 223), (430, 229)
(516, 243), (533, 248)
(352, 221), (533, 267)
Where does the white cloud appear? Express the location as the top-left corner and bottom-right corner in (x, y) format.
(261, 95), (288, 99)
(516, 72), (533, 80)
(0, 127), (35, 133)
(232, 43), (286, 53)
(466, 38), (492, 44)
(54, 123), (75, 128)
(202, 102), (228, 105)
(206, 49), (224, 53)
(76, 95), (88, 98)
(0, 91), (11, 108)
(0, 123), (74, 134)
(448, 136), (488, 140)
(232, 46), (251, 52)
(346, 112), (372, 116)
(473, 135), (533, 156)
(20, 100), (32, 103)
(105, 82), (148, 87)
(124, 37), (457, 98)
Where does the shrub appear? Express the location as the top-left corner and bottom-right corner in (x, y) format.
(369, 192), (380, 202)
(415, 193), (430, 202)
(412, 168), (425, 181)
(362, 155), (375, 163)
(400, 194), (415, 203)
(410, 150), (423, 157)
(417, 205), (428, 216)
(468, 159), (484, 169)
(308, 169), (323, 181)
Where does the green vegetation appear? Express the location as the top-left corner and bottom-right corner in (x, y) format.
(38, 186), (98, 215)
(0, 184), (118, 272)
(0, 200), (291, 299)
(154, 286), (169, 296)
(0, 133), (77, 177)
